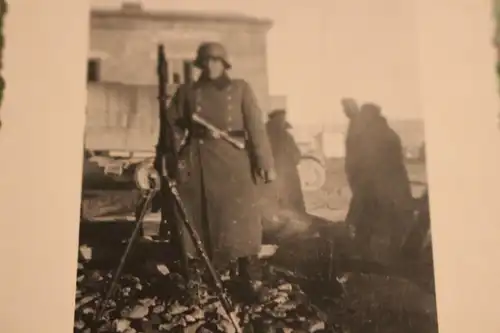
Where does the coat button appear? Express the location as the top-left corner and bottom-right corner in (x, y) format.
(199, 139), (204, 144)
(227, 95), (232, 101)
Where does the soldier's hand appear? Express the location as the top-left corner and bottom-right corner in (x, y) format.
(209, 130), (222, 139)
(258, 168), (277, 183)
(266, 169), (277, 182)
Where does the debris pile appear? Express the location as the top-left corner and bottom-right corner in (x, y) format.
(74, 258), (331, 333)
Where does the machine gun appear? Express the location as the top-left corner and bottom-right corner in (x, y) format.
(156, 45), (190, 279)
(156, 44), (243, 333)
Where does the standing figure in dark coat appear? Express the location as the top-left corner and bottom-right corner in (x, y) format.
(342, 101), (414, 261)
(401, 188), (431, 259)
(157, 42), (276, 286)
(265, 109), (306, 213)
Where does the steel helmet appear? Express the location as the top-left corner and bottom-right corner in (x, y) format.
(193, 41), (232, 69)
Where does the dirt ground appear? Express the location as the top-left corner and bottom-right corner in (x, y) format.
(304, 159), (427, 221)
(80, 158), (437, 333)
(303, 159), (436, 333)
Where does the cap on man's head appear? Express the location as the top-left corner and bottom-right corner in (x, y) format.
(359, 102), (382, 117)
(341, 98), (359, 119)
(194, 42), (231, 69)
(268, 109), (286, 119)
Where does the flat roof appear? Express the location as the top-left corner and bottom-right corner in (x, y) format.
(91, 4), (273, 28)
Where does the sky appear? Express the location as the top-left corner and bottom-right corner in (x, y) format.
(91, 0), (422, 127)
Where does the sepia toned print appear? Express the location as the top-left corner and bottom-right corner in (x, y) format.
(75, 1), (437, 333)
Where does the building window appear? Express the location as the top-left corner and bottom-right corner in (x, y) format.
(87, 58), (100, 82)
(183, 60), (194, 84)
(173, 73), (181, 84)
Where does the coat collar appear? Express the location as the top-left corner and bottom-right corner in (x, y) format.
(194, 72), (232, 90)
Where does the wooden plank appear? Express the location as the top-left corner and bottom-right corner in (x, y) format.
(85, 211), (161, 223)
(79, 214), (161, 245)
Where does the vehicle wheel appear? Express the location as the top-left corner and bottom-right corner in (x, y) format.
(133, 158), (160, 190)
(297, 156), (326, 192)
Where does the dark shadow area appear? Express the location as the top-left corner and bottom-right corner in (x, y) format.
(81, 189), (140, 218)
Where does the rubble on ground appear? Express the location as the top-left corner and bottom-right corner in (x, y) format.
(74, 257), (331, 333)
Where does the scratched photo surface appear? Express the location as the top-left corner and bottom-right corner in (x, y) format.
(75, 1), (437, 332)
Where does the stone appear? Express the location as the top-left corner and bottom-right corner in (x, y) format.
(89, 270), (104, 282)
(277, 283), (293, 292)
(123, 329), (137, 333)
(169, 302), (190, 316)
(184, 314), (196, 323)
(76, 294), (99, 309)
(157, 264), (170, 276)
(183, 321), (205, 333)
(190, 307), (205, 320)
(79, 244), (93, 261)
(128, 305), (149, 319)
(139, 298), (156, 307)
(153, 304), (166, 314)
(75, 320), (86, 330)
(218, 318), (237, 333)
(258, 245), (279, 259)
(82, 307), (95, 315)
(275, 301), (296, 312)
(122, 287), (132, 297)
(307, 320), (325, 333)
(113, 318), (131, 332)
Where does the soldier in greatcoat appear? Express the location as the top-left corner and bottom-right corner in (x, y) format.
(265, 109), (306, 213)
(343, 102), (414, 261)
(157, 42), (276, 289)
(260, 110), (310, 242)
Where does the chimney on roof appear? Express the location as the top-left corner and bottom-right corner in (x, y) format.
(121, 0), (143, 12)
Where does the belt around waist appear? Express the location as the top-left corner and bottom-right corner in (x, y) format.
(191, 129), (247, 139)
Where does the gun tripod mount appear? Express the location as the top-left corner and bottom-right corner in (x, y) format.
(93, 174), (160, 324)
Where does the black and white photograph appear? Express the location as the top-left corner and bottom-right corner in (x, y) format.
(75, 1), (437, 332)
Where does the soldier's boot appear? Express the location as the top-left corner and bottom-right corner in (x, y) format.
(235, 255), (264, 304)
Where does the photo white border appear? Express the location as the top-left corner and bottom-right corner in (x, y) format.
(2, 0), (500, 332)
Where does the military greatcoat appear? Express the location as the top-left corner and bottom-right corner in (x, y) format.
(344, 107), (414, 255)
(160, 74), (275, 268)
(265, 119), (306, 212)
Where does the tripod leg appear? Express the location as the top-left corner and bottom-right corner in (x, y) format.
(169, 195), (191, 280)
(158, 186), (190, 279)
(94, 190), (155, 322)
(135, 193), (150, 238)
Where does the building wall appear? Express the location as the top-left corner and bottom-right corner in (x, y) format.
(269, 95), (287, 111)
(88, 9), (272, 113)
